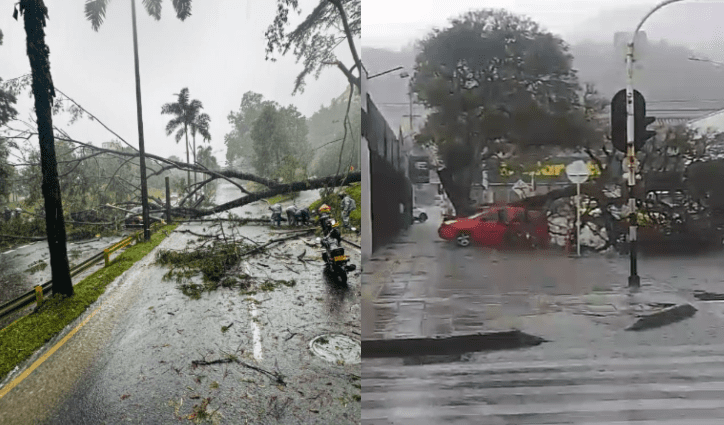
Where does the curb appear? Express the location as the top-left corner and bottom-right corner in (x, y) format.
(362, 330), (547, 359)
(626, 303), (698, 331)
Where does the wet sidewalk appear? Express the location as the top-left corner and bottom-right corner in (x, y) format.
(361, 206), (696, 346)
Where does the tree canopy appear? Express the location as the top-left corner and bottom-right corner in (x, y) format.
(250, 102), (310, 178)
(264, 0), (361, 94)
(224, 92), (275, 166)
(307, 86), (360, 176)
(413, 9), (603, 214)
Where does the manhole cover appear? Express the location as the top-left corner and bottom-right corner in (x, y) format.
(309, 334), (361, 364)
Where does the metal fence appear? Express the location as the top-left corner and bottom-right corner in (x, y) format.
(0, 223), (164, 327)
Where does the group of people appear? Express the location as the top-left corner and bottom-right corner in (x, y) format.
(2, 207), (22, 223)
(268, 203), (310, 227)
(268, 192), (356, 230)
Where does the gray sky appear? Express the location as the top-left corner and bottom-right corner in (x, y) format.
(0, 0), (353, 165)
(363, 0), (724, 56)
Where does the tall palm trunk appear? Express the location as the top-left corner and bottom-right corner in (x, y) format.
(20, 0), (73, 296)
(131, 0), (151, 240)
(184, 123), (191, 193)
(193, 132), (197, 195)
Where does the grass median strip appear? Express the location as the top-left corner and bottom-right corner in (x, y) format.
(0, 223), (178, 384)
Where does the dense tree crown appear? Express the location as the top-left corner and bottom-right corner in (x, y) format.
(224, 92), (274, 166)
(225, 89), (358, 178)
(413, 9), (603, 215)
(250, 102), (310, 178)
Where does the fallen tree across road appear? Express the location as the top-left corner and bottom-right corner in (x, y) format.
(171, 172), (361, 218)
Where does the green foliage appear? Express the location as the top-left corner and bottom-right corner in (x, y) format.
(224, 92), (271, 165)
(250, 103), (311, 178)
(309, 182), (360, 228)
(413, 9), (604, 214)
(0, 79), (17, 129)
(308, 87), (361, 176)
(85, 0), (192, 32)
(414, 9), (599, 162)
(156, 242), (249, 286)
(161, 87), (209, 191)
(0, 223), (178, 382)
(0, 138), (14, 202)
(14, 141), (155, 216)
(264, 0), (361, 94)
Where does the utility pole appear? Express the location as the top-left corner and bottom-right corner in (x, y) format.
(131, 0), (151, 241)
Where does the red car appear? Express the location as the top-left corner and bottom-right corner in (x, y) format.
(438, 206), (550, 249)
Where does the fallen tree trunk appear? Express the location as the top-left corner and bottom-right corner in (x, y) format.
(172, 172), (361, 218)
(0, 234), (47, 241)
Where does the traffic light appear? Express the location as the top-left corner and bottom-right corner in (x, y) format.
(636, 116), (657, 150)
(610, 89), (627, 152)
(611, 89), (655, 152)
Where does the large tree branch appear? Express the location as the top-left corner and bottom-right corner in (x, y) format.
(52, 136), (281, 188)
(328, 0), (361, 89)
(173, 172), (361, 218)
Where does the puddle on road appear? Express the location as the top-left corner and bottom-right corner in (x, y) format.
(309, 334), (361, 364)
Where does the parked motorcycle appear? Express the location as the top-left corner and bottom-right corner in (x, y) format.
(316, 204), (355, 285)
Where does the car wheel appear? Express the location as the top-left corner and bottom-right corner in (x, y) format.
(419, 213), (428, 223)
(456, 232), (471, 247)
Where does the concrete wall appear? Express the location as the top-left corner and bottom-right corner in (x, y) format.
(362, 84), (413, 254)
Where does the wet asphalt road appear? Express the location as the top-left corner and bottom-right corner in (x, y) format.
(362, 204), (724, 424)
(0, 182), (361, 424)
(0, 236), (127, 305)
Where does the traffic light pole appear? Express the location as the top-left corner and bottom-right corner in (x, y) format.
(625, 44), (640, 288)
(622, 0), (690, 288)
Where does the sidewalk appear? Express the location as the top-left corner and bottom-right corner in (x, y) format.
(361, 208), (696, 349)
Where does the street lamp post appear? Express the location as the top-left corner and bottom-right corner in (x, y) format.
(625, 0), (688, 288)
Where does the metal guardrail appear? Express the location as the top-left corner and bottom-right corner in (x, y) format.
(0, 222), (165, 326)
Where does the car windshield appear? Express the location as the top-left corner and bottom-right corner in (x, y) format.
(469, 209), (498, 221)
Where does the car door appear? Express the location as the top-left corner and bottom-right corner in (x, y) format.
(472, 208), (508, 246)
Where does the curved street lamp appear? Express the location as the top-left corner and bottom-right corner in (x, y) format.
(625, 0), (691, 287)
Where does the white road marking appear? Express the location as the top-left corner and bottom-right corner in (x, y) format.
(3, 250), (15, 254)
(244, 265), (262, 361)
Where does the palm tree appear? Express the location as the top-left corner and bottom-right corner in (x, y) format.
(85, 0), (193, 240)
(14, 0), (73, 296)
(161, 88), (208, 197)
(189, 111), (211, 190)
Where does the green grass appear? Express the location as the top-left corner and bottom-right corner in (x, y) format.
(266, 192), (298, 204)
(0, 223), (178, 382)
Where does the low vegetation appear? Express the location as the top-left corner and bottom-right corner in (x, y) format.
(309, 182), (361, 229)
(0, 224), (178, 382)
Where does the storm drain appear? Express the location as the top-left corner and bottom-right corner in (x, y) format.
(309, 334), (361, 364)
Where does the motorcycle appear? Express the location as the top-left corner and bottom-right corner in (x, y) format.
(316, 218), (355, 285)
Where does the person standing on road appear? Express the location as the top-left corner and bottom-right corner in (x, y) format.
(339, 192), (356, 229)
(269, 203), (282, 227)
(286, 204), (298, 226)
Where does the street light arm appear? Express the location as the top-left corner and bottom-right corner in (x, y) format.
(631, 0), (684, 45)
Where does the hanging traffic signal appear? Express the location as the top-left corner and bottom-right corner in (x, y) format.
(611, 89), (654, 152)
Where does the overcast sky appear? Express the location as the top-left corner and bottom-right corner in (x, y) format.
(0, 0), (353, 165)
(362, 0), (724, 58)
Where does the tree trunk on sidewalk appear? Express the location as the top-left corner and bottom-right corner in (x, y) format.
(18, 0), (73, 296)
